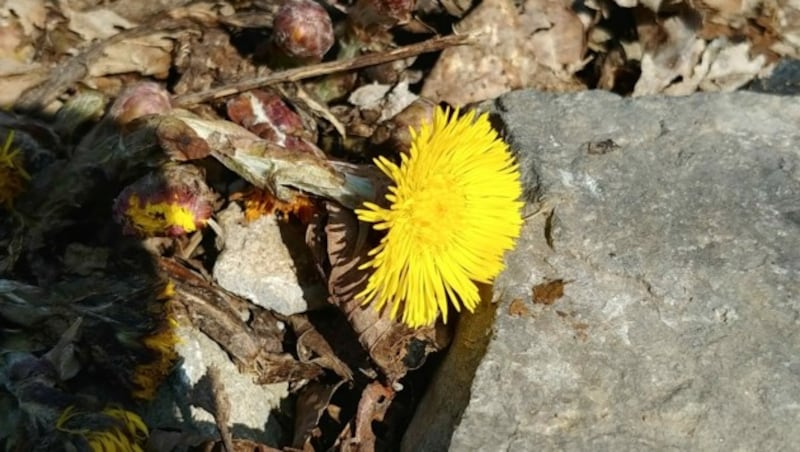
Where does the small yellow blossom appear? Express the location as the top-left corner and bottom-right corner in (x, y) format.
(356, 107), (523, 328)
(132, 280), (179, 400)
(124, 194), (200, 235)
(0, 130), (30, 208)
(112, 164), (215, 236)
(131, 321), (179, 400)
(56, 405), (148, 452)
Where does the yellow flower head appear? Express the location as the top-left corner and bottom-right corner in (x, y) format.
(0, 130), (31, 208)
(132, 280), (179, 400)
(356, 107), (523, 328)
(56, 405), (148, 452)
(113, 164), (215, 237)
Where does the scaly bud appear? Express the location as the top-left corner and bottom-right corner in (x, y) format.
(107, 82), (172, 127)
(273, 0), (335, 61)
(113, 164), (215, 237)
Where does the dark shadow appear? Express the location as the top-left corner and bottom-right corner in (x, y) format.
(399, 284), (497, 451)
(276, 218), (329, 311)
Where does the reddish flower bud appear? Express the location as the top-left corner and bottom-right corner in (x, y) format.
(370, 98), (435, 154)
(272, 0), (335, 61)
(113, 164), (215, 237)
(108, 82), (172, 127)
(226, 90), (323, 157)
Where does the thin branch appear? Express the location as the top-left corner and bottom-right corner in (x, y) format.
(14, 18), (193, 113)
(172, 32), (477, 107)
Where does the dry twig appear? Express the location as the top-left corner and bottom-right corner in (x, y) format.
(172, 32), (478, 107)
(14, 18), (192, 112)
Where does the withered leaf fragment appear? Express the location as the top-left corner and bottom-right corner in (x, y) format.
(164, 110), (383, 209)
(292, 380), (347, 449)
(317, 202), (450, 382)
(158, 258), (323, 384)
(288, 314), (354, 381)
(349, 382), (395, 451)
(532, 279), (566, 305)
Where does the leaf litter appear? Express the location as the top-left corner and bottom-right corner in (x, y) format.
(0, 0), (798, 449)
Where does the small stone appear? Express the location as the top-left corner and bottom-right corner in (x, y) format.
(142, 326), (288, 444)
(213, 203), (326, 316)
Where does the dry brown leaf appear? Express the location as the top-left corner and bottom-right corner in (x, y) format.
(0, 17), (35, 66)
(292, 380), (347, 449)
(341, 382), (395, 452)
(0, 71), (48, 108)
(172, 27), (257, 96)
(166, 110), (379, 209)
(422, 0), (587, 106)
(696, 38), (769, 91)
(0, 3), (49, 106)
(2, 1), (48, 37)
(88, 33), (173, 78)
(532, 279), (566, 305)
(633, 11), (770, 95)
(158, 258), (324, 384)
(633, 12), (703, 95)
(289, 314), (354, 381)
(348, 80), (418, 123)
(322, 202), (450, 382)
(63, 7), (136, 41)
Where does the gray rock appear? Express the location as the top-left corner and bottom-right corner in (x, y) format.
(213, 204), (326, 316)
(143, 326), (288, 444)
(749, 59), (800, 95)
(403, 90), (800, 451)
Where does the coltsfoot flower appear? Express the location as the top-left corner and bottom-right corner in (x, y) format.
(131, 281), (179, 400)
(113, 164), (215, 237)
(356, 106), (523, 328)
(56, 405), (148, 452)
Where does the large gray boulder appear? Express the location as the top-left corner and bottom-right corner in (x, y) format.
(403, 90), (800, 451)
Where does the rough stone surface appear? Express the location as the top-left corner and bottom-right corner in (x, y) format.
(749, 58), (800, 95)
(213, 204), (326, 316)
(403, 90), (800, 451)
(144, 326), (288, 444)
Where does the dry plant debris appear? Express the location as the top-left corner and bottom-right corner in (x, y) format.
(0, 0), (797, 449)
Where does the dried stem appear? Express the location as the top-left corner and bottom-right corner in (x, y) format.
(172, 32), (477, 107)
(14, 18), (193, 112)
(207, 365), (234, 452)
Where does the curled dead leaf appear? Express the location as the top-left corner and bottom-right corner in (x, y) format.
(346, 382), (395, 451)
(320, 202), (451, 382)
(532, 279), (566, 305)
(289, 314), (354, 381)
(292, 380), (348, 449)
(158, 258), (323, 384)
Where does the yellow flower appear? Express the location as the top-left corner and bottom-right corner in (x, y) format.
(132, 280), (180, 400)
(131, 320), (179, 400)
(56, 405), (149, 452)
(356, 107), (523, 328)
(112, 164), (215, 237)
(0, 130), (30, 208)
